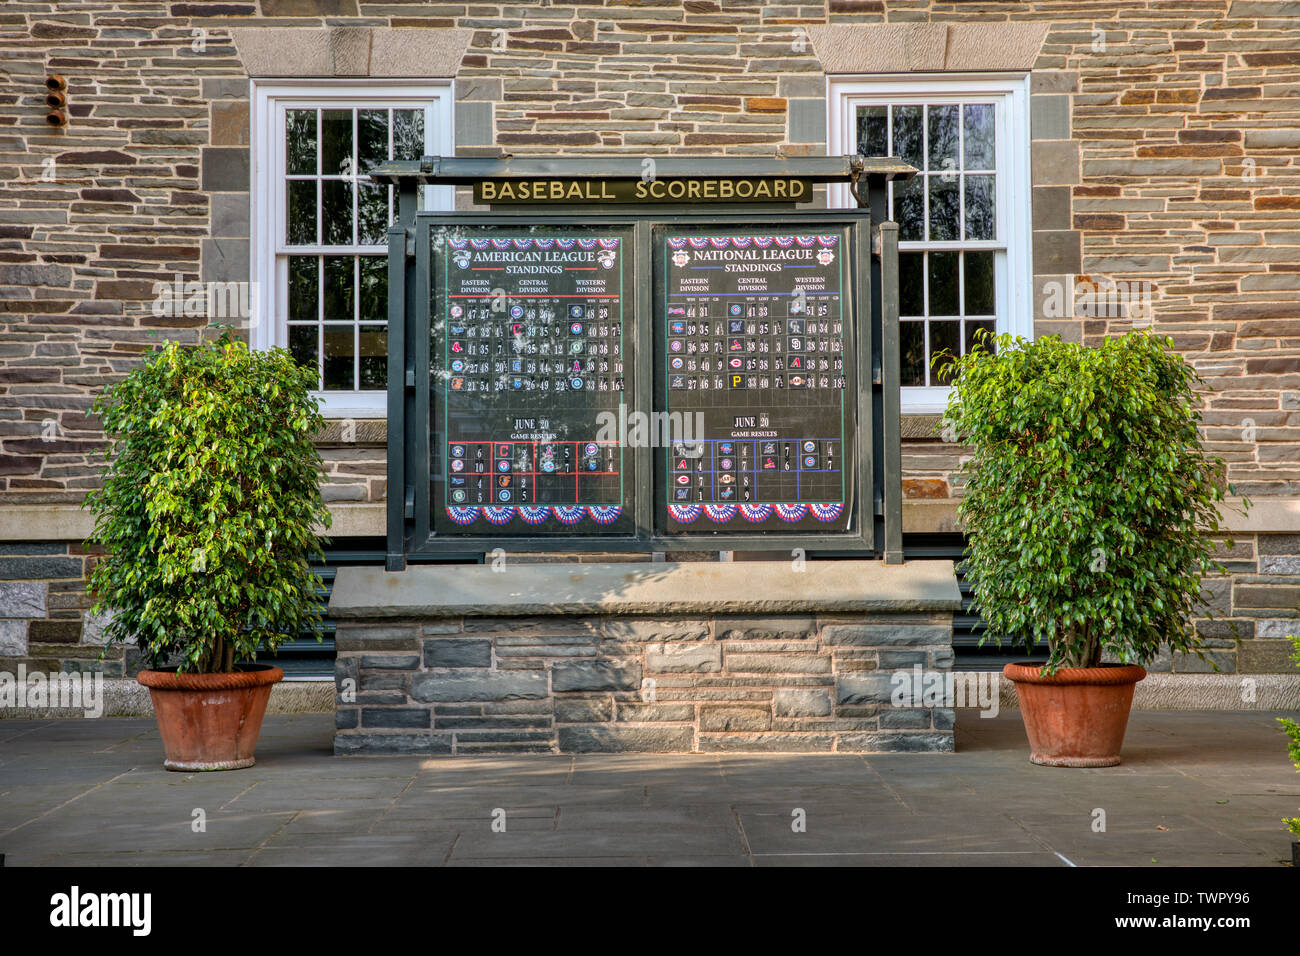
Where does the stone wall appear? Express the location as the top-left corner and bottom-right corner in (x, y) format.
(329, 560), (961, 754)
(3, 1), (1300, 684)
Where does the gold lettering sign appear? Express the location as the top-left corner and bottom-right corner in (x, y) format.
(473, 178), (810, 205)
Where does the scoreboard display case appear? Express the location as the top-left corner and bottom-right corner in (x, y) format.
(374, 156), (910, 566)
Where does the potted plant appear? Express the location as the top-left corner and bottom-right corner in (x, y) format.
(940, 330), (1240, 767)
(85, 333), (330, 771)
(1279, 636), (1300, 865)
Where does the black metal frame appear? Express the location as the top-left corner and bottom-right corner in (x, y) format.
(380, 156), (910, 569)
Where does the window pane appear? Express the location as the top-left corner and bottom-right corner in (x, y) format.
(358, 108), (389, 173)
(358, 182), (388, 245)
(855, 105), (888, 157)
(393, 109), (424, 161)
(900, 321), (925, 387)
(289, 325), (318, 376)
(899, 252), (924, 316)
(892, 105), (923, 168)
(965, 174), (996, 240)
(321, 109), (353, 176)
(286, 109), (316, 175)
(964, 251), (996, 315)
(930, 321), (959, 385)
(321, 180), (354, 245)
(893, 176), (924, 242)
(288, 256), (318, 322)
(359, 326), (387, 389)
(323, 324), (355, 390)
(359, 256), (387, 322)
(928, 175), (959, 241)
(928, 251), (959, 316)
(323, 256), (354, 323)
(927, 104), (958, 172)
(286, 180), (317, 245)
(963, 104), (996, 170)
(965, 320), (996, 356)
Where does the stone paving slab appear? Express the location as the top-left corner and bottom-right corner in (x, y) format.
(0, 711), (1296, 867)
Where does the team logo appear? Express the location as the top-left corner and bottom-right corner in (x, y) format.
(817, 248), (835, 266)
(597, 248), (616, 269)
(452, 250), (471, 269)
(671, 249), (690, 268)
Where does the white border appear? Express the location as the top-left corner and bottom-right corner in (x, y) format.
(250, 79), (454, 418)
(828, 73), (1033, 413)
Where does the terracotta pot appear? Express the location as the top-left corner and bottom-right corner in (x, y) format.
(1003, 662), (1146, 768)
(137, 665), (283, 771)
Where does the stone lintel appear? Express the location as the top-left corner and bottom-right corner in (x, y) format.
(809, 23), (1050, 74)
(229, 27), (472, 78)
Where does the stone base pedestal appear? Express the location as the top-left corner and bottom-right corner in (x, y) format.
(328, 560), (961, 755)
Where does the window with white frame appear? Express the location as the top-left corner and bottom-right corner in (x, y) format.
(830, 77), (1032, 412)
(252, 83), (453, 416)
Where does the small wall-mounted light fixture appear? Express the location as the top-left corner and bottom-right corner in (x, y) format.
(45, 75), (67, 127)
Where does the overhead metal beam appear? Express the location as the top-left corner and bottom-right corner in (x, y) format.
(369, 154), (917, 186)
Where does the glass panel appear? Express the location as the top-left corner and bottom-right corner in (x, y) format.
(323, 256), (354, 323)
(928, 251), (959, 316)
(323, 324), (354, 390)
(892, 105), (923, 168)
(900, 321), (925, 387)
(288, 325), (318, 376)
(893, 176), (924, 242)
(855, 105), (888, 157)
(320, 109), (353, 176)
(358, 183), (388, 245)
(288, 256), (318, 322)
(899, 252), (924, 316)
(965, 320), (996, 356)
(928, 175), (959, 242)
(321, 180), (354, 246)
(393, 109), (424, 161)
(359, 256), (387, 322)
(964, 251), (996, 315)
(929, 321), (959, 385)
(963, 103), (996, 170)
(359, 326), (387, 389)
(965, 174), (996, 241)
(927, 104), (959, 172)
(358, 108), (389, 173)
(286, 109), (317, 175)
(286, 180), (317, 245)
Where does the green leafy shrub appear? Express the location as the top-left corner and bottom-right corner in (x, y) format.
(939, 330), (1241, 673)
(84, 334), (331, 674)
(1280, 636), (1300, 838)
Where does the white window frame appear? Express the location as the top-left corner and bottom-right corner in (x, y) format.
(828, 74), (1033, 413)
(250, 80), (454, 418)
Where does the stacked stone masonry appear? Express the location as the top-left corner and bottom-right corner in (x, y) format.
(2, 1), (1300, 678)
(333, 612), (956, 755)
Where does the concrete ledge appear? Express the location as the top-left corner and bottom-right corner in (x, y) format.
(329, 560), (963, 619)
(990, 672), (1300, 712)
(0, 679), (334, 719)
(6, 498), (1279, 541)
(8, 673), (1293, 719)
(0, 501), (385, 541)
(903, 497), (1260, 535)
